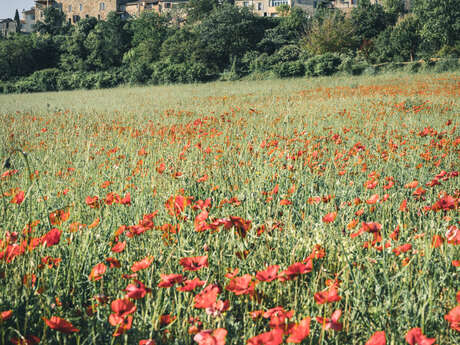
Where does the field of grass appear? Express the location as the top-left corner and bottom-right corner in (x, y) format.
(0, 72), (459, 345)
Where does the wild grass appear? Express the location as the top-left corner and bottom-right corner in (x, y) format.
(0, 72), (459, 345)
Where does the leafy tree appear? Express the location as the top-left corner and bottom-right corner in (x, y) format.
(390, 15), (420, 61)
(368, 27), (394, 63)
(258, 8), (307, 54)
(123, 11), (169, 65)
(303, 11), (358, 55)
(60, 17), (98, 71)
(412, 0), (460, 55)
(186, 0), (219, 23)
(14, 9), (21, 33)
(195, 5), (266, 70)
(34, 7), (70, 35)
(160, 28), (201, 64)
(0, 34), (58, 80)
(84, 12), (130, 70)
(382, 0), (405, 23)
(350, 0), (390, 42)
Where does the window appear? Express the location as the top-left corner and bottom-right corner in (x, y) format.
(68, 5), (72, 12)
(73, 15), (80, 23)
(257, 2), (263, 9)
(243, 1), (249, 5)
(80, 4), (83, 11)
(269, 0), (288, 6)
(100, 2), (105, 10)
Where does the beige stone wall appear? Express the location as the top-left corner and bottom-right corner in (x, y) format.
(59, 0), (118, 22)
(235, 0), (282, 17)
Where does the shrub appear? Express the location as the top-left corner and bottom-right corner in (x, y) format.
(273, 61), (305, 78)
(305, 53), (342, 77)
(338, 55), (370, 75)
(433, 58), (460, 73)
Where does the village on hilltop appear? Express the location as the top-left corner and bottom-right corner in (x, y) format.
(1, 0), (411, 36)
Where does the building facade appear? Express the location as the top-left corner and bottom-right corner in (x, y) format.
(21, 8), (36, 33)
(0, 19), (18, 37)
(35, 0), (188, 24)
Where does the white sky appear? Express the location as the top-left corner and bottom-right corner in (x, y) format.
(0, 0), (35, 19)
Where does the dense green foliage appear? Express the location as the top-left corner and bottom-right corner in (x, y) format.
(0, 0), (459, 93)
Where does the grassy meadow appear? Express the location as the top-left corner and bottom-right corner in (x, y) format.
(0, 72), (459, 345)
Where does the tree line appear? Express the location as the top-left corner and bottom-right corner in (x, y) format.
(0, 0), (458, 93)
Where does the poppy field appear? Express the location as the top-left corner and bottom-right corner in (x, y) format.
(0, 73), (459, 345)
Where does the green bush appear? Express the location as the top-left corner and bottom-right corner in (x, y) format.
(273, 61), (305, 78)
(433, 58), (460, 72)
(151, 60), (210, 85)
(305, 53), (342, 77)
(403, 61), (422, 73)
(338, 55), (369, 75)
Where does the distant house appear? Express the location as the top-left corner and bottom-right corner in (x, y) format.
(235, 0), (293, 17)
(236, 0), (411, 17)
(22, 8), (36, 33)
(34, 0), (188, 25)
(0, 18), (17, 37)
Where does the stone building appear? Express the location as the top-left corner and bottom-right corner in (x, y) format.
(0, 19), (18, 37)
(21, 8), (36, 33)
(236, 0), (411, 17)
(35, 0), (188, 24)
(35, 0), (124, 24)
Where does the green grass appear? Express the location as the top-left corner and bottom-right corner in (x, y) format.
(0, 72), (459, 345)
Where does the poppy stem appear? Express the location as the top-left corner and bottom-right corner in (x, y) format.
(332, 230), (379, 329)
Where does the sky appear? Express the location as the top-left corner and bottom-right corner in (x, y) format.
(0, 0), (35, 19)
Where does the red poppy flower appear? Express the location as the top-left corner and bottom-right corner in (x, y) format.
(10, 191), (25, 205)
(139, 339), (156, 345)
(393, 243), (412, 256)
(366, 194), (379, 205)
(179, 255), (209, 271)
(109, 314), (133, 337)
(124, 280), (151, 299)
(315, 309), (343, 331)
(444, 305), (460, 332)
(366, 331), (386, 345)
(404, 180), (419, 189)
(106, 257), (121, 268)
(256, 265), (279, 282)
(225, 274), (255, 296)
(400, 200), (408, 212)
(1, 310), (12, 321)
(194, 210), (209, 232)
(431, 235), (444, 248)
(247, 328), (283, 345)
(286, 317), (311, 343)
(405, 328), (436, 345)
(177, 278), (206, 292)
(85, 196), (100, 209)
(42, 228), (61, 247)
(111, 241), (126, 253)
(322, 212), (337, 223)
(279, 259), (313, 281)
(194, 284), (220, 309)
(194, 328), (227, 345)
(314, 286), (341, 304)
(89, 262), (107, 281)
(205, 300), (230, 317)
(158, 273), (184, 288)
(121, 193), (131, 205)
(110, 298), (136, 318)
(43, 316), (79, 333)
(131, 256), (154, 272)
